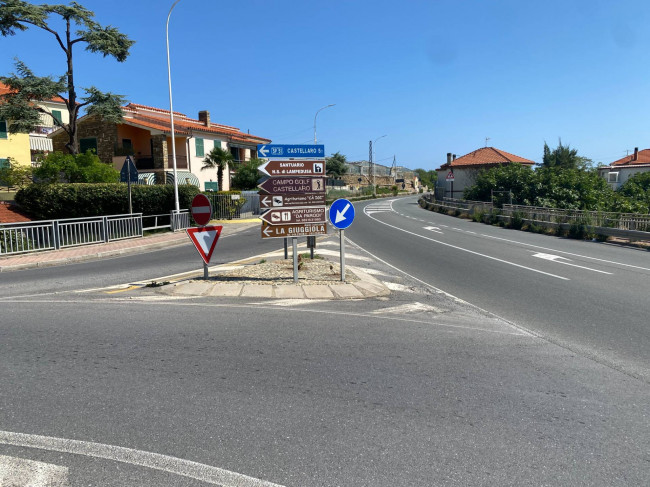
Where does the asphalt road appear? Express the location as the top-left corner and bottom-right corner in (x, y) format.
(348, 196), (650, 382)
(0, 200), (648, 486)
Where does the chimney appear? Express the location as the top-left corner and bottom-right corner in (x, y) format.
(447, 153), (452, 164)
(452, 154), (457, 161)
(198, 110), (210, 127)
(634, 147), (638, 161)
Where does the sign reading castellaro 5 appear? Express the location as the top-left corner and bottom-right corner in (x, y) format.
(257, 144), (325, 159)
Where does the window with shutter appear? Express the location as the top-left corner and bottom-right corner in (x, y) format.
(196, 138), (204, 157)
(0, 121), (7, 139)
(52, 110), (62, 125)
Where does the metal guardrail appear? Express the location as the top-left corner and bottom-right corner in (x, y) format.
(502, 205), (650, 232)
(419, 196), (650, 240)
(1, 210), (190, 257)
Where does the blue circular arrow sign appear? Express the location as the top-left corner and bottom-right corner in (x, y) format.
(329, 198), (355, 230)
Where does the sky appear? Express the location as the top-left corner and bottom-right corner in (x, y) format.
(1, 0), (650, 170)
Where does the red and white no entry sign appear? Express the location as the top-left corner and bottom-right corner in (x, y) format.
(191, 194), (212, 226)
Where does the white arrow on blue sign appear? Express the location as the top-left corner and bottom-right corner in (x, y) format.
(329, 198), (355, 230)
(257, 144), (325, 159)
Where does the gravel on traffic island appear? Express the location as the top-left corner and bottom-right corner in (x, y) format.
(158, 257), (390, 300)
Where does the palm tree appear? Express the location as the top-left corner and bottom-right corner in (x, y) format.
(201, 147), (234, 191)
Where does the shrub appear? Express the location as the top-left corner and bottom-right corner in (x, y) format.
(15, 183), (199, 220)
(509, 211), (525, 230)
(34, 151), (119, 184)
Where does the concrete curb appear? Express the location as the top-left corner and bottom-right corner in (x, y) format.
(156, 263), (390, 300)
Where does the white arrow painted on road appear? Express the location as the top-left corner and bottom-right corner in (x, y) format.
(532, 253), (612, 274)
(334, 202), (351, 224)
(423, 226), (443, 234)
(258, 145), (268, 157)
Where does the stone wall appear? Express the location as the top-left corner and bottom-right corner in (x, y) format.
(51, 116), (117, 164)
(151, 134), (168, 170)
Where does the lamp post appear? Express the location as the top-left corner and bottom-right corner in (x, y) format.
(166, 0), (181, 214)
(314, 104), (335, 144)
(371, 134), (387, 197)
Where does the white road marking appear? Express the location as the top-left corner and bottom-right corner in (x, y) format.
(344, 237), (536, 337)
(384, 282), (417, 293)
(6, 299), (531, 336)
(313, 249), (373, 261)
(531, 253), (613, 274)
(359, 268), (392, 277)
(362, 210), (569, 281)
(0, 430), (284, 487)
(423, 226), (443, 234)
(250, 299), (331, 306)
(0, 455), (68, 487)
(480, 233), (650, 272)
(372, 302), (445, 314)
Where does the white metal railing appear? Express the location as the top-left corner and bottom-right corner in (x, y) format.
(1, 210), (190, 257)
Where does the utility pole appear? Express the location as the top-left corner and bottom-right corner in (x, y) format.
(369, 140), (374, 197)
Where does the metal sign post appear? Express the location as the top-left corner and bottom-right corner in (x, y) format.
(292, 237), (298, 283)
(328, 199), (355, 283)
(340, 230), (345, 282)
(120, 156), (138, 215)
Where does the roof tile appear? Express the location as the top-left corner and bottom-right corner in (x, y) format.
(438, 147), (535, 169)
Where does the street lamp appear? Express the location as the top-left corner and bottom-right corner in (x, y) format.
(371, 134), (387, 197)
(166, 0), (181, 214)
(314, 104), (335, 144)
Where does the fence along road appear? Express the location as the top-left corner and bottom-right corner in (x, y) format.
(0, 210), (189, 257)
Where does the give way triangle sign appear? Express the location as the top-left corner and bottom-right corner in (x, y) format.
(186, 225), (223, 264)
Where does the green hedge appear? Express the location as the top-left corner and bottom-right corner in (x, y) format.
(15, 183), (200, 220)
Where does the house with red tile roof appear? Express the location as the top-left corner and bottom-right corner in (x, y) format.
(1, 82), (68, 170)
(435, 147), (536, 198)
(598, 147), (650, 190)
(49, 103), (271, 191)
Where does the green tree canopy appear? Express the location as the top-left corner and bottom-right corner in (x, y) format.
(231, 158), (262, 190)
(325, 152), (348, 178)
(0, 0), (134, 154)
(542, 139), (592, 170)
(201, 146), (234, 191)
(34, 150), (119, 183)
(463, 163), (537, 206)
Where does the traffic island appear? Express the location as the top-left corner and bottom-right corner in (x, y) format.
(157, 257), (390, 300)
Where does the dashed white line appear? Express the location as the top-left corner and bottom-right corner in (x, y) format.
(362, 209), (569, 281)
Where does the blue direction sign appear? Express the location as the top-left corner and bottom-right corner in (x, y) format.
(257, 144), (325, 159)
(120, 155), (138, 183)
(329, 198), (355, 230)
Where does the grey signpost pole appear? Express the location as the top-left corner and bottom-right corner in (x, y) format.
(284, 238), (288, 259)
(127, 162), (132, 214)
(340, 230), (345, 282)
(292, 237), (298, 283)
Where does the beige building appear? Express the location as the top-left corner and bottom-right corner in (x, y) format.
(50, 103), (270, 191)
